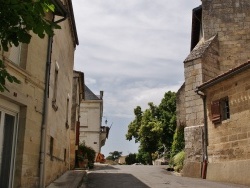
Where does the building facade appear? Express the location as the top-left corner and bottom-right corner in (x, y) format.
(79, 85), (109, 157)
(179, 0), (250, 185)
(0, 0), (78, 187)
(70, 71), (84, 169)
(196, 62), (250, 185)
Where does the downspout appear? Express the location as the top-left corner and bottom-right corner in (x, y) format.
(196, 90), (208, 179)
(39, 4), (68, 188)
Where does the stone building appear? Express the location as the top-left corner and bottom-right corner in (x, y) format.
(0, 0), (78, 187)
(70, 71), (84, 169)
(196, 61), (250, 185)
(79, 85), (109, 157)
(178, 0), (250, 186)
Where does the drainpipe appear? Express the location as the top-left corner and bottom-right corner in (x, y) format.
(195, 90), (208, 179)
(39, 3), (67, 187)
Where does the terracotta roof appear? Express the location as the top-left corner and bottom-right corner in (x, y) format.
(84, 85), (101, 100)
(184, 35), (217, 63)
(197, 61), (250, 91)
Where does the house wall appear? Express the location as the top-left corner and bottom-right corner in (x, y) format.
(205, 68), (250, 186)
(182, 58), (204, 177)
(0, 1), (77, 187)
(202, 0), (250, 71)
(79, 102), (102, 154)
(69, 72), (82, 169)
(45, 14), (76, 185)
(182, 0), (250, 180)
(1, 32), (48, 187)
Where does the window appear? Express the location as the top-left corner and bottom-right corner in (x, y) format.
(4, 43), (28, 69)
(0, 105), (19, 188)
(8, 45), (22, 66)
(64, 149), (66, 162)
(65, 94), (70, 129)
(52, 61), (59, 111)
(50, 137), (54, 160)
(211, 97), (230, 124)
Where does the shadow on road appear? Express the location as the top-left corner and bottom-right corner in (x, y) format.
(90, 165), (120, 171)
(86, 173), (150, 188)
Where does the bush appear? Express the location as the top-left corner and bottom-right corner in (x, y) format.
(171, 124), (185, 158)
(172, 151), (185, 172)
(78, 142), (96, 168)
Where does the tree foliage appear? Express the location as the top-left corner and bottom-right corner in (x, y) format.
(0, 0), (60, 92)
(126, 91), (176, 164)
(107, 151), (122, 161)
(125, 153), (138, 165)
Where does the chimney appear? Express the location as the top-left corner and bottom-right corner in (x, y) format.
(100, 91), (104, 99)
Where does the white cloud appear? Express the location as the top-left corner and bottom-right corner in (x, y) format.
(72, 0), (201, 156)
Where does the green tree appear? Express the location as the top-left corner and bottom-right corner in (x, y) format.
(136, 148), (151, 165)
(126, 91), (176, 164)
(125, 153), (138, 165)
(0, 0), (60, 92)
(158, 91), (177, 153)
(107, 151), (122, 161)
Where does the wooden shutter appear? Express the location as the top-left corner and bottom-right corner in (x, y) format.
(211, 100), (221, 124)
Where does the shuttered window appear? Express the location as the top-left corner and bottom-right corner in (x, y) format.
(211, 97), (230, 124)
(211, 100), (221, 124)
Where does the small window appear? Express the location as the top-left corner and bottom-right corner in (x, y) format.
(65, 94), (70, 129)
(64, 149), (66, 162)
(8, 45), (22, 65)
(211, 97), (230, 124)
(50, 137), (54, 160)
(221, 97), (230, 120)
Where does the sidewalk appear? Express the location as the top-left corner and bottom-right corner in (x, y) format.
(46, 170), (87, 188)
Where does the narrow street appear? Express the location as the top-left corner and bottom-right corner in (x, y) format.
(81, 164), (249, 188)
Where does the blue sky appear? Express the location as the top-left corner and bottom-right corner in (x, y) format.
(72, 0), (201, 157)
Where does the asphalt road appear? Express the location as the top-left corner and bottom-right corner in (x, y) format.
(82, 164), (249, 188)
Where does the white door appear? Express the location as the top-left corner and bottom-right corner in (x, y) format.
(0, 99), (19, 188)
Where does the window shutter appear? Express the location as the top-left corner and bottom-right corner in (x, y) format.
(75, 121), (80, 145)
(211, 100), (221, 124)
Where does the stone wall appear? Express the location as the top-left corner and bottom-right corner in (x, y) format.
(204, 67), (250, 186)
(45, 15), (76, 185)
(1, 33), (48, 187)
(176, 83), (186, 127)
(202, 0), (250, 71)
(0, 3), (77, 188)
(201, 35), (220, 82)
(184, 58), (204, 127)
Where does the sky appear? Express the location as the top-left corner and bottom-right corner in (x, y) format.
(72, 0), (201, 157)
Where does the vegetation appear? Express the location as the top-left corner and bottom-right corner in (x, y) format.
(171, 124), (185, 158)
(171, 151), (185, 172)
(125, 153), (138, 165)
(106, 151), (122, 161)
(0, 0), (60, 92)
(126, 91), (176, 165)
(77, 143), (96, 169)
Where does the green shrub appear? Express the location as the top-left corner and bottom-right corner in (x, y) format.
(173, 150), (185, 172)
(171, 125), (185, 158)
(78, 142), (96, 168)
